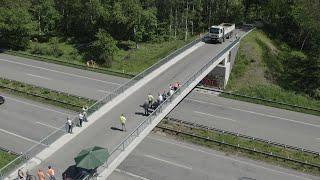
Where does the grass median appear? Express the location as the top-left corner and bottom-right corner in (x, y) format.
(0, 150), (17, 169)
(0, 78), (95, 111)
(156, 119), (320, 176)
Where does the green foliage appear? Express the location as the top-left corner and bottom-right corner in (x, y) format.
(0, 1), (35, 49)
(0, 150), (17, 169)
(91, 29), (119, 67)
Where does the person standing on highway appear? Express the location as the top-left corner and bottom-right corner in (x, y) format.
(119, 114), (127, 132)
(18, 169), (24, 179)
(147, 94), (154, 108)
(67, 117), (72, 133)
(79, 112), (84, 127)
(47, 166), (56, 180)
(143, 100), (149, 116)
(37, 169), (45, 180)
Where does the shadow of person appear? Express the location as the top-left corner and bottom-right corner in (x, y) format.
(135, 112), (149, 116)
(111, 127), (124, 131)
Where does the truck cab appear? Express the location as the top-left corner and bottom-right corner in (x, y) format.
(208, 23), (235, 43)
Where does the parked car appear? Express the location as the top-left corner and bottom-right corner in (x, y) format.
(0, 95), (5, 105)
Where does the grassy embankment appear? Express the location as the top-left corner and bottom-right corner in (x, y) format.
(158, 120), (320, 176)
(222, 29), (320, 115)
(0, 151), (16, 169)
(8, 37), (195, 75)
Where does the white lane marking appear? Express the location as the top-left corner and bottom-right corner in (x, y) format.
(35, 122), (60, 130)
(0, 128), (41, 145)
(97, 89), (112, 94)
(194, 111), (237, 122)
(316, 138), (320, 141)
(115, 169), (151, 180)
(26, 73), (51, 80)
(0, 58), (121, 86)
(147, 136), (312, 180)
(187, 98), (320, 128)
(144, 154), (192, 170)
(5, 96), (70, 116)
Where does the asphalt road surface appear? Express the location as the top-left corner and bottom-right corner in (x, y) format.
(1, 35), (319, 152)
(0, 92), (74, 154)
(108, 134), (318, 180)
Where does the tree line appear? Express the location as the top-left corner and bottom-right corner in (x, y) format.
(0, 0), (319, 97)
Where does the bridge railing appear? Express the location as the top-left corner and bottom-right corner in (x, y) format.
(96, 38), (240, 177)
(0, 36), (203, 179)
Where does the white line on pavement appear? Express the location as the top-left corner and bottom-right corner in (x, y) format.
(194, 111), (237, 122)
(97, 89), (112, 94)
(187, 98), (320, 128)
(0, 128), (41, 145)
(0, 58), (121, 86)
(115, 169), (151, 180)
(147, 136), (313, 180)
(144, 154), (192, 170)
(5, 96), (70, 116)
(26, 73), (51, 80)
(35, 122), (60, 130)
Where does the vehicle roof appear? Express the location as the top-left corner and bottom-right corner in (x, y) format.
(210, 26), (221, 29)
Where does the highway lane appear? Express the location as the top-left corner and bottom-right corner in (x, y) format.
(169, 91), (320, 152)
(0, 53), (128, 100)
(108, 134), (318, 180)
(0, 92), (75, 154)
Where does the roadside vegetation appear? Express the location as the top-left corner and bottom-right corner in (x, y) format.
(223, 29), (320, 114)
(157, 119), (320, 176)
(0, 78), (94, 111)
(0, 150), (17, 169)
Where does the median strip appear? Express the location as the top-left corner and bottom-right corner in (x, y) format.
(0, 77), (95, 111)
(155, 119), (320, 176)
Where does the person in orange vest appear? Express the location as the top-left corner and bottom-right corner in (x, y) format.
(37, 169), (45, 180)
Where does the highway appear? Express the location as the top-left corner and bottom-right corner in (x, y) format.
(0, 92), (74, 154)
(1, 45), (320, 152)
(108, 134), (318, 180)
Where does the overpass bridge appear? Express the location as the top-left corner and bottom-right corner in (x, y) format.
(4, 29), (247, 180)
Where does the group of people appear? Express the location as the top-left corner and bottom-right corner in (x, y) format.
(66, 106), (88, 134)
(142, 82), (181, 116)
(17, 166), (55, 180)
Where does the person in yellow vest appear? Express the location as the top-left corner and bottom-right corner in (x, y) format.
(119, 114), (127, 132)
(147, 94), (154, 108)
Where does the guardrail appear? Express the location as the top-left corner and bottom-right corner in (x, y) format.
(166, 117), (320, 156)
(156, 125), (320, 169)
(196, 86), (320, 113)
(3, 50), (135, 79)
(0, 34), (203, 179)
(95, 37), (240, 177)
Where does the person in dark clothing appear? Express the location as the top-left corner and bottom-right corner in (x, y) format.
(143, 100), (149, 115)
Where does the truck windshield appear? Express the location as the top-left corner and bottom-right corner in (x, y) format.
(209, 28), (220, 34)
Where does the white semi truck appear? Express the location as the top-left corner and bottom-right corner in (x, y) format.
(208, 23), (235, 43)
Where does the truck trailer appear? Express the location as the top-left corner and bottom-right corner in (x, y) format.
(208, 23), (235, 43)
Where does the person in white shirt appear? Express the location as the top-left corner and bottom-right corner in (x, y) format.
(79, 112), (84, 127)
(67, 117), (72, 133)
(158, 93), (163, 104)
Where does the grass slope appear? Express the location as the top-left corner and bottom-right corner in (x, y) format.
(224, 29), (320, 113)
(0, 151), (17, 169)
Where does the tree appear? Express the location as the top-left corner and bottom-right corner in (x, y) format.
(91, 29), (118, 67)
(30, 0), (60, 36)
(0, 1), (35, 49)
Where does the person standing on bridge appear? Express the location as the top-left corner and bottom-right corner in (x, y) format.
(47, 166), (56, 180)
(78, 112), (84, 127)
(67, 117), (72, 133)
(119, 114), (127, 132)
(82, 105), (88, 122)
(147, 94), (154, 108)
(37, 169), (45, 180)
(143, 100), (149, 115)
